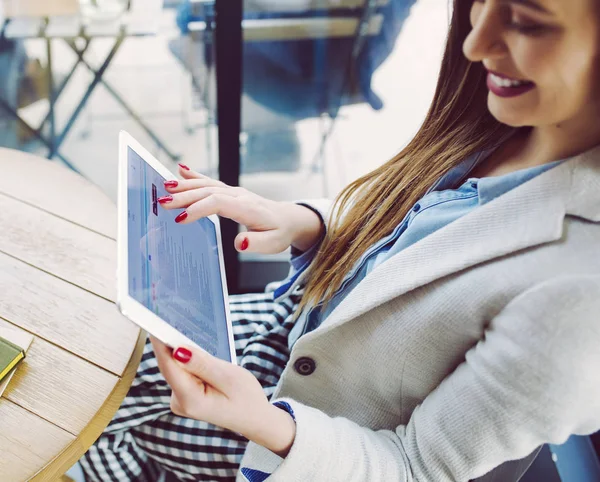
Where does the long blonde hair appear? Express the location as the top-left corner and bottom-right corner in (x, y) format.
(297, 0), (516, 317)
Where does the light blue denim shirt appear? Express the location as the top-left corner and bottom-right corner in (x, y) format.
(240, 154), (566, 482)
(281, 153), (564, 351)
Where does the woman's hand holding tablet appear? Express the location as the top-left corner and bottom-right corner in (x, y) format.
(150, 336), (297, 458)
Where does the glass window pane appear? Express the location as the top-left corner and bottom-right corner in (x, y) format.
(234, 0), (450, 287)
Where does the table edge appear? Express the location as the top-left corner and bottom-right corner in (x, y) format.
(28, 329), (147, 482)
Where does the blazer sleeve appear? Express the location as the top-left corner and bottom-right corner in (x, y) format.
(238, 275), (600, 481)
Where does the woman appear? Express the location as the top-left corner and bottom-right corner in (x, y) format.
(81, 0), (600, 480)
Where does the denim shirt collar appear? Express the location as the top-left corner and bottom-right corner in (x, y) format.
(428, 148), (564, 206)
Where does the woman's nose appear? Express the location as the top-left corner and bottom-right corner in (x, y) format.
(463, 6), (507, 63)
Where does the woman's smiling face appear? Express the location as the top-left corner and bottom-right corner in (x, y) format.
(463, 0), (600, 130)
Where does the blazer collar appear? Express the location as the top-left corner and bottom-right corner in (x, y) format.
(566, 143), (600, 221)
(297, 145), (600, 343)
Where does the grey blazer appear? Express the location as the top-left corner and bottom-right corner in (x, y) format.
(237, 145), (600, 481)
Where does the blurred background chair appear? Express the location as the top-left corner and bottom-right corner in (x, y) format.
(0, 0), (178, 171)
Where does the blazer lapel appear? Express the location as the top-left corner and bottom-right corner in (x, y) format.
(297, 158), (575, 343)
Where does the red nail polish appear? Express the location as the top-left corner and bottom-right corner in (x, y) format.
(164, 180), (178, 188)
(241, 238), (249, 251)
(175, 211), (188, 223)
(178, 163), (190, 171)
(173, 347), (192, 363)
(157, 195), (173, 204)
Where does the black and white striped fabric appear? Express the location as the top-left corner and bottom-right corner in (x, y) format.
(79, 289), (302, 482)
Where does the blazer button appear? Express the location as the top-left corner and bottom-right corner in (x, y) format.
(294, 356), (316, 376)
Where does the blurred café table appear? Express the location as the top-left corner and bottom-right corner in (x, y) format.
(0, 148), (145, 481)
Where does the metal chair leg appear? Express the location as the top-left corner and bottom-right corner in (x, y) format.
(65, 37), (181, 162)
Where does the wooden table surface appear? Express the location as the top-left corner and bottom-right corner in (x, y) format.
(0, 149), (146, 481)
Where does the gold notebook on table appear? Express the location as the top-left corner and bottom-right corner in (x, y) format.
(0, 326), (34, 398)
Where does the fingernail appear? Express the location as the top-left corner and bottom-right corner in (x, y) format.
(164, 180), (178, 188)
(240, 238), (249, 251)
(175, 211), (188, 223)
(173, 347), (192, 363)
(157, 195), (173, 204)
(178, 163), (190, 171)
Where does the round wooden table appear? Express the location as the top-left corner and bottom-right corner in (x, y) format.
(0, 149), (146, 481)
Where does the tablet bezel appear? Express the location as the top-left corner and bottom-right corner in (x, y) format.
(117, 130), (237, 365)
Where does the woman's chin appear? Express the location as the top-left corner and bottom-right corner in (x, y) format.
(487, 99), (533, 128)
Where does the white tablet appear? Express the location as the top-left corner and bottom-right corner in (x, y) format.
(117, 131), (237, 364)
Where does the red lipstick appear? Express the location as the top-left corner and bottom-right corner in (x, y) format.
(486, 70), (535, 98)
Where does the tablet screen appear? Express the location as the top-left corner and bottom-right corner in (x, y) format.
(127, 147), (232, 361)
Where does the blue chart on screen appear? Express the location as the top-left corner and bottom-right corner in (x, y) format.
(127, 147), (231, 361)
